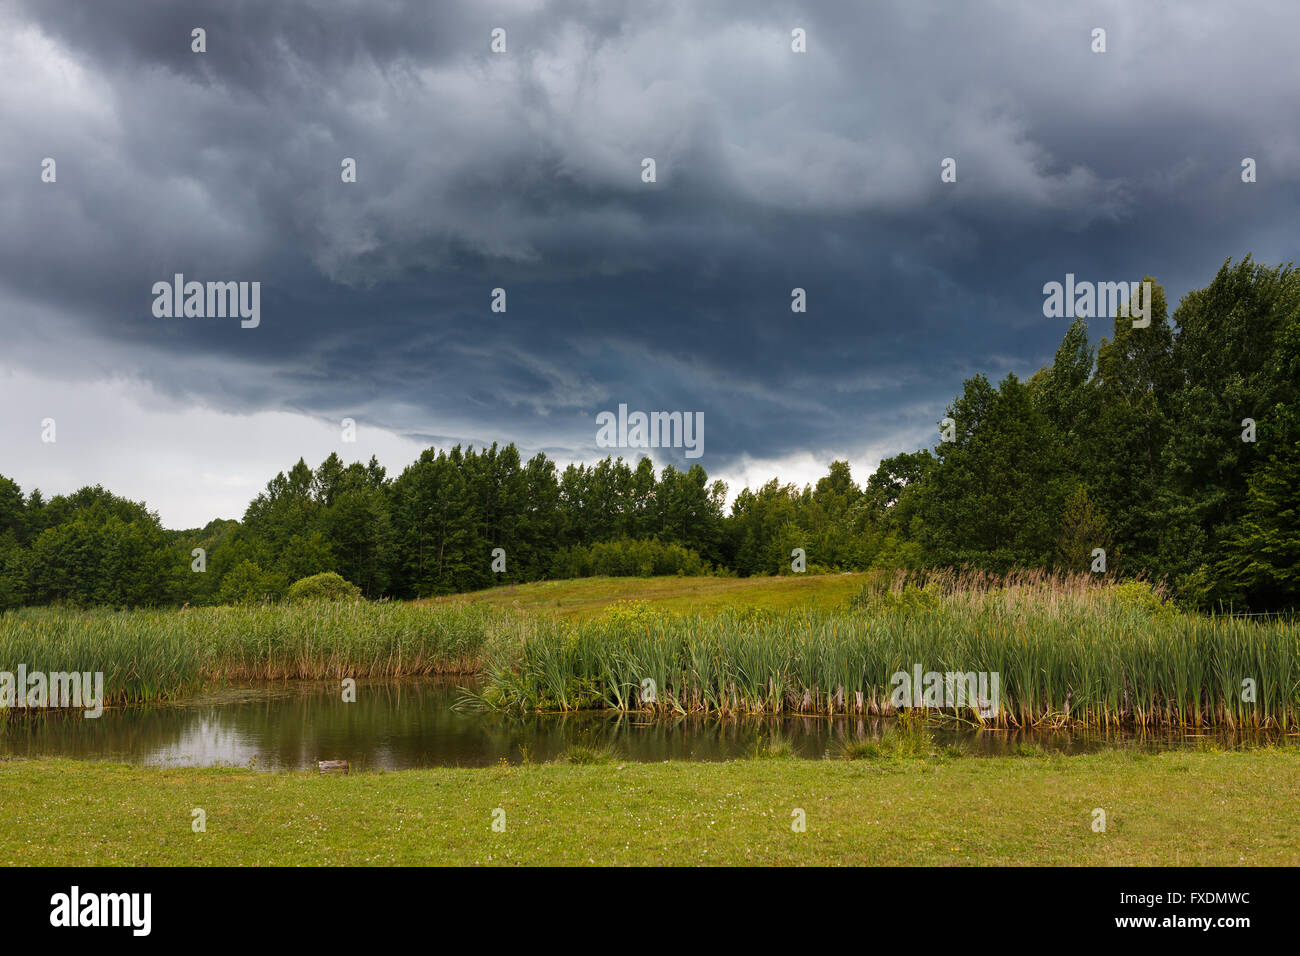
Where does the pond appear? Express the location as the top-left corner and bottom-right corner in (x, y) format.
(0, 678), (1281, 769)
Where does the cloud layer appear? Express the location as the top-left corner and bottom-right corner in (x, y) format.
(2, 0), (1298, 524)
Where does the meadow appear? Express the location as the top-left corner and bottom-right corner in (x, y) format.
(426, 571), (874, 619)
(3, 746), (1298, 865)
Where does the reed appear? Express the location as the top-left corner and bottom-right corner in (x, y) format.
(7, 572), (1298, 728)
(836, 721), (936, 760)
(478, 576), (1300, 729)
(0, 601), (505, 708)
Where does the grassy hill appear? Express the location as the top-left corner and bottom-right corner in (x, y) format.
(425, 572), (874, 620)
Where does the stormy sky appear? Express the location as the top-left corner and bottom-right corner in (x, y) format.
(1, 0), (1297, 528)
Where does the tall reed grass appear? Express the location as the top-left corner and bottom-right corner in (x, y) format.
(7, 572), (1298, 728)
(476, 575), (1300, 729)
(0, 602), (505, 708)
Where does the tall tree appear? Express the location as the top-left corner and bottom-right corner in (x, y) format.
(916, 373), (1068, 571)
(1084, 278), (1175, 575)
(1159, 258), (1300, 582)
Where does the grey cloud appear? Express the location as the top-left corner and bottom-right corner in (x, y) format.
(2, 0), (1298, 483)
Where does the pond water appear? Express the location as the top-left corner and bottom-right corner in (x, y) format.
(0, 678), (1283, 770)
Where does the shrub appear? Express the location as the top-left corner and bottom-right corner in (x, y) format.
(218, 559), (279, 606)
(849, 581), (941, 613)
(1110, 579), (1176, 618)
(600, 600), (657, 629)
(286, 571), (362, 604)
(551, 538), (711, 579)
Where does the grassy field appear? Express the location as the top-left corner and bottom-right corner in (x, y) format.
(3, 747), (1297, 865)
(428, 572), (873, 619)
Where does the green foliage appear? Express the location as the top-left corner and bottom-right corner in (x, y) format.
(837, 723), (935, 760)
(1110, 580), (1177, 619)
(598, 600), (659, 629)
(1033, 317), (1098, 456)
(848, 581), (941, 613)
(16, 488), (179, 608)
(0, 602), (498, 706)
(1207, 316), (1300, 609)
(1054, 486), (1113, 574)
(551, 538), (711, 579)
(217, 559), (276, 606)
(2, 256), (1298, 612)
(750, 732), (795, 759)
(286, 571), (363, 603)
(1158, 259), (1300, 586)
(914, 373), (1069, 570)
(558, 742), (617, 765)
(725, 459), (885, 575)
(480, 578), (1300, 729)
(1210, 435), (1300, 608)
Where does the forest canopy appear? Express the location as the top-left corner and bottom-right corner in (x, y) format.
(2, 256), (1296, 611)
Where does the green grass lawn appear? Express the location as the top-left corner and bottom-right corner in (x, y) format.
(428, 572), (873, 620)
(4, 748), (1297, 865)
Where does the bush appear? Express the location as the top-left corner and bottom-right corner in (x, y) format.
(848, 581), (941, 613)
(286, 571), (363, 604)
(600, 600), (658, 628)
(551, 538), (711, 579)
(218, 559), (280, 606)
(1110, 579), (1176, 618)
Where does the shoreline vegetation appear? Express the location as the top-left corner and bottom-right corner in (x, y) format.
(0, 601), (496, 708)
(472, 570), (1300, 728)
(2, 570), (1298, 728)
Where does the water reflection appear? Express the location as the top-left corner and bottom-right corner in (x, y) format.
(0, 679), (1287, 770)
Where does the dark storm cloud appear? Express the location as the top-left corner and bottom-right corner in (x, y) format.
(3, 0), (1298, 479)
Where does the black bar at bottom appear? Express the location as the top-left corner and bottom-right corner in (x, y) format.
(0, 866), (1282, 941)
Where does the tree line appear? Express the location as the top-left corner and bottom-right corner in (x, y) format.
(1, 256), (1295, 611)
